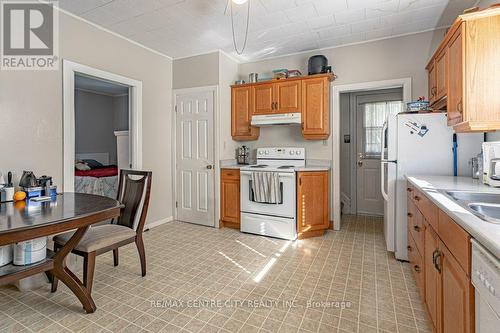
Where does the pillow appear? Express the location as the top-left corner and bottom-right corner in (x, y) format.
(83, 159), (104, 168)
(75, 162), (91, 171)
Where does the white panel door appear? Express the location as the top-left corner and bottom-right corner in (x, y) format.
(176, 90), (215, 226)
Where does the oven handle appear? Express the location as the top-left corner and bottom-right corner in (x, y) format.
(240, 171), (295, 178)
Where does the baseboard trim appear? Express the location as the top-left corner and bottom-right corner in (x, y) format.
(146, 216), (174, 230)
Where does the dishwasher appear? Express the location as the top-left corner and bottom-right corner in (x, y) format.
(472, 239), (500, 332)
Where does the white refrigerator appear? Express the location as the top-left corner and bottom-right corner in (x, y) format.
(381, 113), (482, 261)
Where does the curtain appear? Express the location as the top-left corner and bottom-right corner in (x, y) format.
(363, 101), (402, 157)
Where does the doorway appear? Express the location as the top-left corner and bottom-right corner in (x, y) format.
(335, 79), (410, 228)
(63, 60), (143, 193)
(174, 87), (216, 227)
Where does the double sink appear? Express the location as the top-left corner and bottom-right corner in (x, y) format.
(443, 190), (500, 224)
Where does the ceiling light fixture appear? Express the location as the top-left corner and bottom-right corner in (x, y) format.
(225, 0), (251, 55)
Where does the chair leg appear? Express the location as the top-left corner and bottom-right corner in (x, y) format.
(135, 236), (146, 277)
(51, 243), (61, 293)
(83, 252), (96, 294)
(113, 248), (119, 267)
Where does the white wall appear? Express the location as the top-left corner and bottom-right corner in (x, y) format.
(173, 52), (219, 89)
(113, 95), (129, 131)
(75, 90), (117, 164)
(219, 52), (241, 160)
(0, 10), (173, 225)
(478, 0), (497, 8)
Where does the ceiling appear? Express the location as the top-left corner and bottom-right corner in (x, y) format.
(75, 74), (129, 96)
(58, 0), (478, 62)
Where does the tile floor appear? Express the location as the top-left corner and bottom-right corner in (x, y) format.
(0, 215), (432, 333)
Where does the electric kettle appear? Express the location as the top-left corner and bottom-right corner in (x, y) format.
(19, 171), (37, 188)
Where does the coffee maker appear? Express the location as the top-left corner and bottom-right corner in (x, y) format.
(482, 142), (500, 187)
(237, 146), (249, 165)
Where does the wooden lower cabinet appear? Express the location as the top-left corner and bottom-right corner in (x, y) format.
(220, 169), (240, 229)
(297, 171), (329, 239)
(424, 223), (440, 330)
(439, 242), (474, 333)
(407, 181), (474, 333)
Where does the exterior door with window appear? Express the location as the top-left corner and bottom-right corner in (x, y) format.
(175, 90), (215, 227)
(356, 93), (402, 215)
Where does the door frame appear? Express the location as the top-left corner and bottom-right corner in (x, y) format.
(172, 85), (220, 227)
(63, 60), (143, 192)
(332, 78), (411, 230)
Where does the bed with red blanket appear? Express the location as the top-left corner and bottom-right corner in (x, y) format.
(74, 161), (119, 198)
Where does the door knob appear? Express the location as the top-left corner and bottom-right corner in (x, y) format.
(357, 153), (364, 167)
(206, 165), (213, 170)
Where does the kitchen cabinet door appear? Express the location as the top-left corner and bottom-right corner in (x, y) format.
(231, 86), (259, 141)
(427, 60), (437, 105)
(253, 84), (274, 115)
(274, 80), (301, 113)
(301, 77), (330, 140)
(220, 169), (240, 229)
(438, 242), (474, 333)
(447, 26), (463, 126)
(435, 49), (448, 103)
(297, 171), (329, 238)
(424, 223), (440, 331)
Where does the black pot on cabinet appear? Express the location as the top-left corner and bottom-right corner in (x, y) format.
(308, 55), (329, 75)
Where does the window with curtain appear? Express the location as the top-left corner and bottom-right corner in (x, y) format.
(362, 101), (403, 157)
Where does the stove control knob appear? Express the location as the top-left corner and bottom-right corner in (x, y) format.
(258, 151), (263, 155)
(264, 151), (269, 155)
(296, 150), (302, 155)
(290, 151), (295, 155)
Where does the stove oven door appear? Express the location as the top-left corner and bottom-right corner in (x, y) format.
(240, 171), (296, 218)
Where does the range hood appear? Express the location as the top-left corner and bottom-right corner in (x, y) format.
(251, 112), (301, 126)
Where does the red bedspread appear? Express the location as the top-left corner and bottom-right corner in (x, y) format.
(75, 166), (118, 178)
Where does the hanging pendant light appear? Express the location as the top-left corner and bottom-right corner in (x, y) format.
(227, 0), (251, 55)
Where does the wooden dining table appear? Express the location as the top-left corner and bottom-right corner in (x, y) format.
(0, 193), (123, 313)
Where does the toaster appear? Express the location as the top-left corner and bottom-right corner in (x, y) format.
(482, 142), (500, 187)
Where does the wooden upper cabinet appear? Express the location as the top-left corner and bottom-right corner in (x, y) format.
(297, 171), (329, 239)
(435, 49), (448, 102)
(426, 8), (500, 132)
(231, 86), (259, 141)
(439, 242), (473, 333)
(301, 76), (330, 140)
(231, 74), (333, 140)
(274, 80), (301, 113)
(447, 26), (464, 126)
(427, 61), (437, 105)
(253, 84), (274, 115)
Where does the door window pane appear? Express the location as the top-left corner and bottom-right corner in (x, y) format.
(363, 101), (402, 157)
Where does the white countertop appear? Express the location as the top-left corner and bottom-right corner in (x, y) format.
(220, 165), (330, 171)
(406, 175), (500, 259)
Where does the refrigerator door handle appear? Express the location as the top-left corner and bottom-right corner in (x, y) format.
(381, 120), (388, 160)
(381, 161), (388, 201)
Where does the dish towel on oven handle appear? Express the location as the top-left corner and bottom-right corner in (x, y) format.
(251, 172), (281, 204)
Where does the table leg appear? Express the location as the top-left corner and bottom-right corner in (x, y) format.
(51, 226), (96, 313)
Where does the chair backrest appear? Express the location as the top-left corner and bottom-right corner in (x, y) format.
(114, 169), (152, 234)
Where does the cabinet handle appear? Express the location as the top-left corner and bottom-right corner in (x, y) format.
(407, 212), (413, 218)
(414, 265), (421, 273)
(457, 100), (463, 113)
(413, 225), (421, 232)
(407, 245), (412, 252)
(433, 250), (442, 273)
(407, 188), (413, 192)
(301, 123), (304, 130)
(414, 196), (421, 201)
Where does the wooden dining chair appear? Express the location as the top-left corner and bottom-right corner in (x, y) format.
(51, 170), (152, 293)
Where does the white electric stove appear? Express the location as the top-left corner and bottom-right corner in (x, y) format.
(240, 147), (305, 240)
